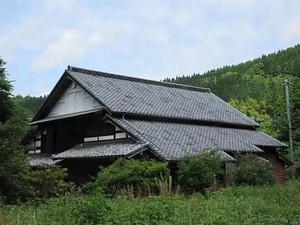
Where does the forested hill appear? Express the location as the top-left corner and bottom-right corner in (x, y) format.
(164, 44), (300, 102)
(14, 95), (47, 116)
(165, 44), (300, 160)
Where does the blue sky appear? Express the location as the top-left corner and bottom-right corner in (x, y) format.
(1, 0), (300, 96)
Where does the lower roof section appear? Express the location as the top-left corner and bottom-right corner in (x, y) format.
(110, 117), (287, 161)
(52, 140), (148, 159)
(28, 153), (62, 166)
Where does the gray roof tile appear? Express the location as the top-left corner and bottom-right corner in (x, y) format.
(111, 118), (286, 161)
(52, 141), (148, 159)
(67, 68), (258, 127)
(29, 154), (62, 166)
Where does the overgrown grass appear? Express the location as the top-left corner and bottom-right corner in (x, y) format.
(1, 181), (300, 225)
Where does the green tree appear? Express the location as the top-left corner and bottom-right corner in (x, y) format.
(0, 58), (30, 201)
(0, 105), (72, 204)
(0, 58), (32, 203)
(0, 104), (32, 203)
(0, 58), (14, 123)
(228, 97), (278, 137)
(177, 150), (224, 194)
(0, 58), (71, 204)
(14, 94), (47, 115)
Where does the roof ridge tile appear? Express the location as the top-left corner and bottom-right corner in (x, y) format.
(67, 65), (210, 93)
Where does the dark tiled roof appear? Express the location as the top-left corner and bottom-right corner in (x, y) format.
(52, 141), (148, 159)
(66, 67), (258, 127)
(111, 118), (286, 161)
(28, 154), (62, 166)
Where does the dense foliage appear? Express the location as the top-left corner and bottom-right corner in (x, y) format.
(1, 181), (300, 224)
(0, 59), (30, 203)
(177, 151), (276, 193)
(177, 150), (224, 194)
(165, 44), (300, 174)
(227, 154), (276, 186)
(26, 165), (74, 203)
(0, 100), (71, 204)
(85, 158), (170, 196)
(0, 58), (71, 204)
(165, 44), (300, 94)
(14, 95), (47, 116)
(0, 58), (14, 123)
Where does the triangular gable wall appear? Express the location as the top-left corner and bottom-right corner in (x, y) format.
(48, 81), (101, 117)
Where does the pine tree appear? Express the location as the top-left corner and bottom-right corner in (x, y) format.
(0, 58), (14, 123)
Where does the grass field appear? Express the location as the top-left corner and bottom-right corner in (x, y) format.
(1, 181), (300, 225)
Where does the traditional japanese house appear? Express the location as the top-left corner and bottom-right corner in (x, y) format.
(24, 66), (289, 184)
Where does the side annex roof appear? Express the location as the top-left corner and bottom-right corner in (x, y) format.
(108, 117), (286, 161)
(52, 141), (148, 160)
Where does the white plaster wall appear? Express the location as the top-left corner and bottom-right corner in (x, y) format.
(49, 82), (101, 117)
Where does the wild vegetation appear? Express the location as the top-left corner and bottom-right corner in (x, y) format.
(84, 158), (171, 196)
(229, 153), (276, 186)
(0, 152), (298, 224)
(177, 150), (224, 194)
(1, 181), (300, 225)
(0, 146), (298, 224)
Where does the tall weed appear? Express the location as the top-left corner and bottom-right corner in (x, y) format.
(2, 180), (300, 224)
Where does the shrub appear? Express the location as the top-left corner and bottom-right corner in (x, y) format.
(177, 149), (225, 194)
(86, 158), (170, 196)
(26, 164), (75, 203)
(0, 142), (31, 204)
(77, 193), (112, 224)
(231, 153), (276, 186)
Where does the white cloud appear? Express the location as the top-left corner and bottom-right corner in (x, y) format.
(1, 18), (45, 56)
(281, 15), (300, 43)
(31, 30), (106, 70)
(2, 0), (300, 96)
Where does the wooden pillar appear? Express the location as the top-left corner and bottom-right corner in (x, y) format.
(45, 125), (54, 154)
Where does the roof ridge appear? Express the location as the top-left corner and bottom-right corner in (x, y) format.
(67, 65), (210, 93)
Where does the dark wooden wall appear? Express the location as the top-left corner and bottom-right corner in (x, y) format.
(59, 158), (114, 184)
(40, 114), (115, 154)
(258, 147), (286, 184)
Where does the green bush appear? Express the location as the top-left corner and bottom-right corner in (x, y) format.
(177, 149), (225, 194)
(77, 193), (112, 224)
(0, 142), (31, 204)
(26, 164), (75, 203)
(230, 153), (276, 186)
(86, 158), (170, 196)
(0, 157), (74, 204)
